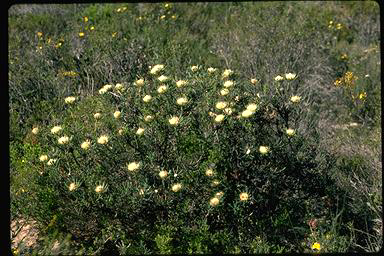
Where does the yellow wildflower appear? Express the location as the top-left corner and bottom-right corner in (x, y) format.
(210, 197), (220, 207)
(220, 88), (230, 96)
(64, 96), (76, 104)
(359, 92), (367, 100)
(113, 111), (121, 119)
(127, 162), (140, 171)
(222, 69), (233, 78)
(32, 127), (39, 135)
(259, 146), (269, 154)
(336, 23), (342, 29)
(97, 135), (109, 144)
(157, 85), (168, 94)
(214, 114), (225, 123)
(286, 128), (295, 136)
(79, 32), (85, 37)
(39, 155), (48, 162)
(191, 65), (199, 72)
(171, 183), (182, 192)
(47, 159), (57, 166)
(176, 80), (187, 87)
(90, 26), (95, 31)
(274, 75), (284, 81)
(176, 97), (188, 105)
(215, 191), (224, 198)
(58, 136), (69, 145)
(160, 15), (166, 19)
(159, 170), (168, 179)
(223, 80), (234, 88)
(94, 113), (101, 119)
(205, 168), (214, 177)
(158, 75), (169, 82)
(216, 101), (228, 110)
(251, 78), (258, 84)
(69, 182), (78, 191)
(83, 16), (88, 22)
(224, 107), (233, 115)
(285, 73), (296, 80)
(150, 64), (165, 75)
(290, 95), (301, 103)
(144, 115), (154, 122)
(136, 128), (145, 136)
(37, 32), (43, 37)
(143, 95), (152, 103)
(95, 183), (107, 193)
(169, 116), (180, 126)
(246, 103), (258, 112)
(81, 140), (91, 150)
(115, 83), (124, 91)
(311, 242), (321, 251)
(51, 126), (62, 134)
(134, 78), (144, 86)
(207, 67), (217, 73)
(240, 192), (249, 201)
(211, 180), (220, 187)
(241, 109), (254, 118)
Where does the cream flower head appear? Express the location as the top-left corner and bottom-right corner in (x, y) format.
(220, 88), (229, 96)
(144, 115), (154, 122)
(241, 109), (254, 118)
(222, 69), (233, 79)
(47, 159), (57, 166)
(118, 129), (124, 135)
(39, 155), (48, 162)
(113, 111), (121, 119)
(99, 84), (113, 94)
(81, 140), (91, 150)
(157, 85), (168, 94)
(285, 73), (296, 80)
(169, 116), (180, 126)
(211, 180), (220, 187)
(94, 113), (101, 119)
(223, 80), (234, 88)
(250, 78), (258, 84)
(190, 65), (199, 72)
(150, 64), (164, 75)
(176, 80), (187, 87)
(240, 192), (249, 201)
(290, 95), (301, 103)
(215, 191), (224, 199)
(176, 97), (188, 106)
(136, 128), (145, 135)
(58, 136), (69, 145)
(95, 183), (107, 193)
(171, 183), (182, 192)
(97, 135), (109, 144)
(205, 168), (214, 177)
(223, 108), (233, 115)
(51, 126), (62, 134)
(286, 128), (295, 136)
(134, 78), (144, 86)
(274, 75), (284, 81)
(143, 95), (152, 103)
(158, 75), (169, 82)
(246, 103), (258, 112)
(214, 114), (225, 123)
(207, 67), (217, 73)
(210, 197), (220, 207)
(159, 170), (168, 179)
(259, 146), (270, 154)
(127, 162), (140, 171)
(65, 96), (76, 104)
(115, 83), (124, 91)
(32, 127), (39, 135)
(215, 101), (228, 110)
(69, 182), (78, 192)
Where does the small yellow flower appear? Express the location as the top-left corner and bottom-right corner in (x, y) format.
(246, 103), (258, 112)
(158, 75), (169, 82)
(334, 79), (342, 87)
(143, 95), (152, 103)
(136, 128), (145, 136)
(210, 197), (220, 207)
(160, 15), (166, 19)
(112, 32), (117, 37)
(215, 191), (224, 198)
(99, 84), (113, 94)
(214, 114), (225, 123)
(118, 129), (124, 135)
(134, 78), (144, 86)
(285, 73), (296, 80)
(222, 69), (233, 79)
(81, 140), (91, 150)
(358, 92), (367, 100)
(95, 183), (107, 193)
(90, 26), (95, 31)
(115, 83), (124, 91)
(220, 88), (230, 96)
(311, 242), (321, 251)
(144, 115), (154, 122)
(171, 183), (182, 192)
(55, 42), (62, 48)
(286, 128), (295, 136)
(94, 113), (101, 119)
(223, 107), (233, 115)
(83, 16), (88, 22)
(159, 170), (168, 179)
(340, 53), (348, 60)
(336, 23), (342, 29)
(164, 3), (170, 8)
(290, 95), (301, 103)
(207, 67), (217, 73)
(241, 109), (254, 118)
(171, 15), (176, 19)
(65, 96), (76, 104)
(191, 65), (199, 72)
(51, 126), (62, 134)
(157, 85), (168, 94)
(169, 116), (180, 126)
(216, 101), (228, 110)
(113, 111), (121, 119)
(205, 168), (214, 177)
(127, 162), (141, 171)
(69, 182), (78, 191)
(37, 32), (43, 37)
(211, 179), (220, 187)
(58, 136), (69, 145)
(176, 80), (187, 87)
(97, 135), (109, 144)
(39, 155), (48, 162)
(251, 78), (258, 84)
(150, 64), (165, 75)
(208, 112), (216, 117)
(240, 192), (249, 201)
(79, 32), (85, 37)
(274, 75), (284, 81)
(223, 80), (234, 88)
(32, 127), (39, 134)
(47, 159), (57, 166)
(139, 188), (144, 195)
(176, 97), (188, 106)
(259, 146), (269, 154)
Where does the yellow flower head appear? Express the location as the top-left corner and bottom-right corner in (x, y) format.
(274, 75), (284, 81)
(215, 191), (224, 198)
(47, 158), (57, 166)
(205, 168), (214, 177)
(143, 95), (152, 103)
(169, 116), (180, 126)
(95, 183), (107, 193)
(58, 136), (69, 145)
(191, 65), (199, 72)
(134, 78), (144, 86)
(158, 75), (169, 82)
(222, 69), (233, 79)
(240, 192), (249, 201)
(65, 96), (76, 104)
(286, 128), (295, 136)
(69, 182), (78, 191)
(160, 15), (166, 20)
(214, 114), (225, 123)
(37, 32), (43, 37)
(159, 170), (168, 179)
(99, 84), (113, 94)
(83, 16), (88, 22)
(246, 103), (258, 112)
(90, 26), (95, 31)
(176, 97), (188, 105)
(97, 135), (109, 144)
(78, 32), (85, 37)
(216, 101), (228, 110)
(311, 242), (321, 251)
(94, 113), (101, 119)
(251, 78), (258, 84)
(136, 127), (145, 136)
(51, 126), (62, 134)
(359, 92), (367, 100)
(81, 140), (91, 150)
(208, 67), (217, 73)
(224, 107), (233, 115)
(118, 129), (124, 135)
(210, 197), (220, 207)
(39, 155), (48, 162)
(336, 23), (342, 29)
(212, 180), (220, 187)
(171, 183), (182, 192)
(150, 64), (165, 75)
(157, 85), (168, 94)
(290, 95), (301, 103)
(223, 80), (234, 88)
(241, 109), (254, 118)
(127, 161), (140, 171)
(220, 88), (230, 96)
(32, 127), (39, 135)
(115, 83), (124, 91)
(285, 73), (296, 80)
(144, 115), (154, 122)
(259, 146), (269, 154)
(176, 80), (187, 87)
(114, 111), (121, 119)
